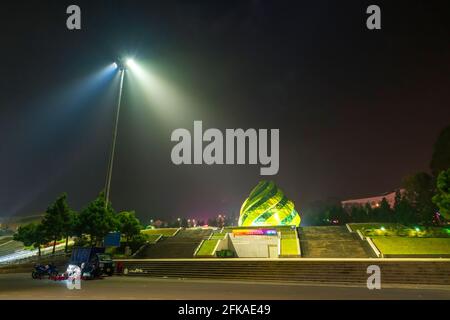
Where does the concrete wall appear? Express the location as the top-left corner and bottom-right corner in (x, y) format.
(229, 234), (279, 258)
(215, 234), (229, 252)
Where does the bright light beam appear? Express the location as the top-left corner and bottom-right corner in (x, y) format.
(125, 59), (194, 122)
(5, 63), (120, 217)
(126, 58), (136, 68)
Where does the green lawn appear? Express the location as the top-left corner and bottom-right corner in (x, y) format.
(210, 233), (226, 240)
(195, 240), (218, 256)
(348, 223), (403, 233)
(141, 228), (179, 237)
(348, 223), (450, 238)
(372, 237), (450, 255)
(280, 238), (300, 256)
(280, 230), (297, 238)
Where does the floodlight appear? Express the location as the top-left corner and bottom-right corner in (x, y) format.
(126, 58), (135, 68)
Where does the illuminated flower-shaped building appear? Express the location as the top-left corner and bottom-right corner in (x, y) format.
(239, 181), (301, 227)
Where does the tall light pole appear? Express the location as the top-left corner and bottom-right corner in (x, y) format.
(104, 62), (126, 208)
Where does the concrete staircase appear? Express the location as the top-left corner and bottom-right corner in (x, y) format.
(134, 228), (213, 259)
(118, 259), (450, 286)
(299, 226), (375, 258)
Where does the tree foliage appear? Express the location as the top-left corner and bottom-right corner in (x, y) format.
(301, 190), (435, 226)
(372, 198), (394, 222)
(402, 172), (436, 224)
(393, 190), (415, 224)
(116, 211), (142, 244)
(432, 169), (450, 220)
(41, 193), (74, 253)
(13, 223), (48, 256)
(430, 125), (450, 177)
(77, 192), (117, 246)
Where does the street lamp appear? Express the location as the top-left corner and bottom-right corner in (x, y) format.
(104, 58), (131, 208)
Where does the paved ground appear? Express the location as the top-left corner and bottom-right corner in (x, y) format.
(0, 273), (449, 299)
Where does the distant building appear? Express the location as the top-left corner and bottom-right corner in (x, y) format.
(341, 189), (404, 210)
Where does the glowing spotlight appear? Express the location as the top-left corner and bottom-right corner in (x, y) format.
(114, 58), (129, 71)
(112, 62), (118, 69)
(126, 58), (136, 68)
(125, 58), (145, 77)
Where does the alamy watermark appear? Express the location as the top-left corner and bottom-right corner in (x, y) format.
(66, 5), (81, 30)
(66, 264), (82, 290)
(366, 5), (381, 30)
(65, 5), (381, 31)
(367, 265), (381, 289)
(171, 121), (279, 175)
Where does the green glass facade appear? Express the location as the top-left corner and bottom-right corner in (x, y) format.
(239, 181), (301, 227)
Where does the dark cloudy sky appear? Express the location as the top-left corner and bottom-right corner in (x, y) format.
(0, 0), (449, 223)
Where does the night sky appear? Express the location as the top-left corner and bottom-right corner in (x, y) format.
(1, 0), (449, 223)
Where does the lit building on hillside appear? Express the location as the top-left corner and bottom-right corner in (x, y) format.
(341, 189), (404, 210)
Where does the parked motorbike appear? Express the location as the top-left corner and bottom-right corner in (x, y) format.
(31, 263), (58, 279)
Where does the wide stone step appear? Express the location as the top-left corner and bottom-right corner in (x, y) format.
(118, 260), (450, 285)
(135, 229), (213, 258)
(300, 241), (372, 258)
(298, 226), (374, 258)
